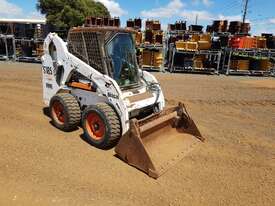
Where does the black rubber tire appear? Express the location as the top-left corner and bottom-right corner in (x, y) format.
(82, 103), (121, 150)
(49, 93), (81, 131)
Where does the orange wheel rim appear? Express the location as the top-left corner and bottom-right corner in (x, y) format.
(85, 112), (105, 141)
(52, 101), (65, 124)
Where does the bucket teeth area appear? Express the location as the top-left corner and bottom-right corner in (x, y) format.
(115, 102), (204, 178)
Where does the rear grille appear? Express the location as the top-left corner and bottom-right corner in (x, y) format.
(129, 104), (156, 120)
(67, 31), (105, 74)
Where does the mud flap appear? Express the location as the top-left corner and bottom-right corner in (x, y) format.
(115, 103), (204, 179)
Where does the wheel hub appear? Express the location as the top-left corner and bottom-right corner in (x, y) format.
(52, 101), (65, 124)
(86, 112), (105, 141)
(93, 123), (100, 131)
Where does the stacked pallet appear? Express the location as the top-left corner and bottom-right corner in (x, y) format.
(262, 33), (275, 49)
(168, 21), (186, 31)
(193, 55), (205, 69)
(146, 20), (161, 30)
(241, 23), (251, 34)
(172, 52), (193, 68)
(189, 25), (203, 32)
(256, 37), (267, 49)
(126, 18), (143, 46)
(228, 21), (242, 34)
(144, 20), (163, 45)
(230, 60), (250, 70)
(250, 57), (272, 71)
(142, 50), (163, 68)
(126, 18), (143, 66)
(126, 19), (134, 28)
(229, 36), (257, 49)
(228, 21), (250, 34)
(135, 32), (143, 46)
(259, 59), (272, 71)
(212, 35), (229, 49)
(36, 42), (44, 57)
(141, 20), (164, 70)
(230, 57), (272, 71)
(126, 18), (142, 29)
(85, 17), (120, 27)
(229, 36), (269, 49)
(208, 20), (228, 33)
(175, 33), (211, 51)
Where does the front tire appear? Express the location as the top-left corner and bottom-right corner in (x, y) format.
(49, 93), (81, 131)
(82, 103), (121, 149)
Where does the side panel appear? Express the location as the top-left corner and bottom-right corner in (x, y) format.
(41, 54), (61, 106)
(70, 89), (108, 107)
(41, 33), (70, 105)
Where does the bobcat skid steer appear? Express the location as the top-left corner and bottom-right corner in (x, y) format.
(41, 25), (204, 179)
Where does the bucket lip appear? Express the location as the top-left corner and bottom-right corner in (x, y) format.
(115, 118), (202, 179)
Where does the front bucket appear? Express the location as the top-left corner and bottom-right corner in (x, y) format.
(115, 103), (204, 179)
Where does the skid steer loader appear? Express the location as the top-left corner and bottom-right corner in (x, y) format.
(41, 23), (204, 178)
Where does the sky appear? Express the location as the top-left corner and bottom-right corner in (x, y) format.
(0, 0), (275, 35)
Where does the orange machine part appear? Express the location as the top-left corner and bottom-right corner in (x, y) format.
(69, 82), (95, 91)
(85, 112), (105, 140)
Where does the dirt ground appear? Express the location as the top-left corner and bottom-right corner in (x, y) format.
(0, 62), (274, 206)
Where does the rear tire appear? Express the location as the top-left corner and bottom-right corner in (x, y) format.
(82, 103), (121, 149)
(49, 93), (81, 131)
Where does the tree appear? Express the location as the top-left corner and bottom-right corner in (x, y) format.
(37, 0), (110, 31)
